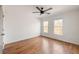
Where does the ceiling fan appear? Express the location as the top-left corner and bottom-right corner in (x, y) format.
(33, 7), (52, 15)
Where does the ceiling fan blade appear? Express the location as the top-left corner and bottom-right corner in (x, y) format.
(33, 12), (40, 13)
(36, 7), (41, 11)
(44, 8), (52, 12)
(46, 13), (50, 14)
(44, 12), (50, 14)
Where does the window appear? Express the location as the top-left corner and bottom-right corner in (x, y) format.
(43, 21), (48, 33)
(54, 19), (63, 35)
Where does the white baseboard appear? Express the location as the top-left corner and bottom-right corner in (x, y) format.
(41, 34), (79, 45)
(4, 34), (40, 45)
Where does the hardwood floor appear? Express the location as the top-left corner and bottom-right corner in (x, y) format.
(3, 36), (79, 54)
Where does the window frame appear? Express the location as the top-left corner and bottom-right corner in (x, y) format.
(54, 19), (64, 35)
(43, 21), (48, 33)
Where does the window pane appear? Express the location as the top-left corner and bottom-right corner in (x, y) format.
(54, 19), (63, 35)
(43, 21), (48, 33)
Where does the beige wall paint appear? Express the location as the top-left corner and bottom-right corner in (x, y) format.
(0, 6), (4, 53)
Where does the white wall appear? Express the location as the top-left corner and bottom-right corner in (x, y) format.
(3, 5), (40, 44)
(40, 9), (79, 45)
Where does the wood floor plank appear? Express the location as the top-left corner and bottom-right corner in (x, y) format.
(3, 36), (79, 54)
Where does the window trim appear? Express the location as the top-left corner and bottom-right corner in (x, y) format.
(54, 19), (64, 35)
(43, 21), (48, 33)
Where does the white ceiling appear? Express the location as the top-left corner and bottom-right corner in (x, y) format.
(31, 5), (79, 17)
(3, 5), (79, 18)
